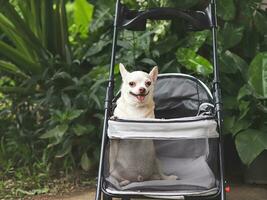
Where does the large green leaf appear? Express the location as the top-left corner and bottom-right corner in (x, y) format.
(237, 84), (253, 101)
(178, 30), (209, 52)
(0, 41), (42, 74)
(0, 60), (29, 78)
(219, 51), (248, 79)
(40, 124), (69, 139)
(217, 0), (236, 21)
(16, 1), (42, 39)
(248, 52), (267, 97)
(223, 96), (238, 110)
(224, 116), (252, 136)
(0, 86), (32, 94)
(176, 48), (213, 76)
(218, 23), (244, 50)
(173, 0), (200, 9)
(0, 0), (48, 60)
(238, 0), (262, 25)
(80, 152), (91, 171)
(40, 0), (54, 50)
(154, 35), (178, 55)
(65, 109), (84, 121)
(73, 124), (92, 136)
(89, 7), (112, 33)
(73, 0), (94, 36)
(53, 0), (71, 63)
(235, 129), (267, 165)
(55, 138), (72, 158)
(254, 10), (267, 35)
(240, 28), (259, 59)
(238, 100), (250, 119)
(0, 14), (36, 61)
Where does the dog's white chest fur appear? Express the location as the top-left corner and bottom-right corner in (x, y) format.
(114, 97), (155, 119)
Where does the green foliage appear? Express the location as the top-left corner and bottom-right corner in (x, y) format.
(235, 129), (267, 165)
(67, 0), (94, 41)
(176, 48), (212, 76)
(214, 0), (267, 166)
(217, 0), (236, 21)
(0, 0), (106, 183)
(248, 52), (267, 98)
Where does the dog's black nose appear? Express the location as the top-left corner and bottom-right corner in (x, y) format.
(139, 87), (146, 94)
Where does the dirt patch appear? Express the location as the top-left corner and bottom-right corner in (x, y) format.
(24, 188), (94, 200)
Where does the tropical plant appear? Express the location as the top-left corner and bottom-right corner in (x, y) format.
(214, 0), (267, 166)
(0, 0), (106, 177)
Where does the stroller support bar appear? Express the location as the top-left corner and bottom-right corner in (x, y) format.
(118, 4), (212, 31)
(95, 1), (120, 200)
(96, 1), (227, 200)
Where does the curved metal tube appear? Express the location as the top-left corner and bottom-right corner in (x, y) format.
(121, 8), (209, 30)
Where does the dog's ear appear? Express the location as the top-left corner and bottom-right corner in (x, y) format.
(119, 63), (128, 81)
(149, 66), (158, 82)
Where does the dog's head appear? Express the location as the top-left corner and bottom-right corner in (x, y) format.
(119, 63), (158, 105)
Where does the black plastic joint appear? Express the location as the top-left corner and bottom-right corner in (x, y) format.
(107, 79), (114, 87)
(212, 4), (218, 27)
(104, 101), (110, 110)
(104, 85), (113, 110)
(113, 0), (122, 27)
(215, 98), (222, 108)
(207, 2), (217, 28)
(213, 81), (220, 90)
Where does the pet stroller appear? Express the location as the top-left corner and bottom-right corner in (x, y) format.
(95, 0), (226, 199)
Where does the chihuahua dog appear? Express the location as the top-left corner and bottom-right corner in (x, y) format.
(109, 63), (177, 186)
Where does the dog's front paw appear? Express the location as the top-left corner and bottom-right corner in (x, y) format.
(162, 174), (178, 180)
(119, 179), (130, 186)
(167, 175), (178, 180)
(137, 175), (144, 182)
(110, 116), (118, 120)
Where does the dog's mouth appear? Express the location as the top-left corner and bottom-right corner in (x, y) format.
(129, 91), (149, 102)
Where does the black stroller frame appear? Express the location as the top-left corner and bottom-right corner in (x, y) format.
(95, 0), (225, 199)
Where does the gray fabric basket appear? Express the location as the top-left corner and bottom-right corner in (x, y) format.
(105, 117), (219, 194)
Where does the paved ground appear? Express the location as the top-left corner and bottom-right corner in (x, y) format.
(225, 184), (267, 200)
(46, 183), (267, 200)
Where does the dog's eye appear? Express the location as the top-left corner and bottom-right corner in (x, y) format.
(145, 81), (151, 87)
(129, 82), (136, 87)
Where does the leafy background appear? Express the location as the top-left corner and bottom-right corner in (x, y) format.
(0, 0), (266, 198)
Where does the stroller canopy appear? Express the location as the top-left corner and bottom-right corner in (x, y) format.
(154, 73), (213, 119)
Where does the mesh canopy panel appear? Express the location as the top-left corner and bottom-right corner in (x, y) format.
(154, 74), (212, 118)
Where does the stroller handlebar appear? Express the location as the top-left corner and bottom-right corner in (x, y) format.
(117, 5), (214, 31)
